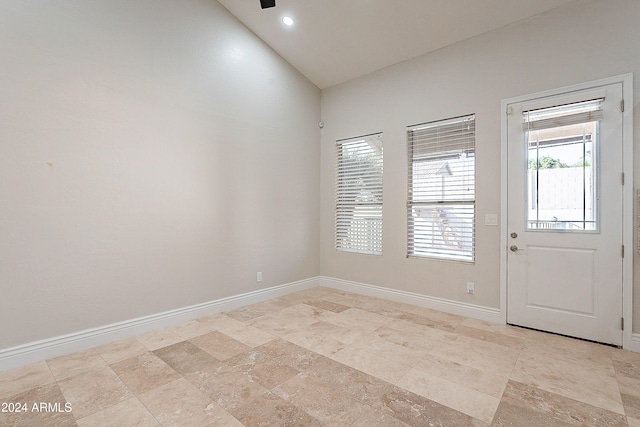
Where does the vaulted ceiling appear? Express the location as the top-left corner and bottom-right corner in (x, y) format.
(217, 0), (579, 89)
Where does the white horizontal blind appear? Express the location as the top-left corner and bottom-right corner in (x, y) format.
(523, 99), (603, 131)
(407, 115), (475, 261)
(336, 133), (383, 254)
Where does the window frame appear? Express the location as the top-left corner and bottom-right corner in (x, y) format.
(335, 132), (384, 255)
(407, 115), (476, 262)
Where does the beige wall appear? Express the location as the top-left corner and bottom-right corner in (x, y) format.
(0, 0), (321, 349)
(319, 0), (640, 332)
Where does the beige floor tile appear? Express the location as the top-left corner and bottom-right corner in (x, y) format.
(0, 382), (75, 427)
(5, 287), (637, 427)
(208, 341), (308, 391)
(368, 325), (442, 354)
(492, 380), (627, 427)
(523, 330), (613, 366)
(349, 333), (428, 366)
(615, 362), (640, 405)
(411, 353), (509, 398)
(139, 378), (242, 427)
(0, 361), (55, 399)
(248, 304), (334, 336)
(94, 337), (147, 365)
(628, 417), (640, 427)
(308, 359), (478, 427)
(405, 305), (466, 324)
(349, 410), (411, 427)
(321, 311), (382, 335)
(110, 351), (182, 395)
(196, 313), (250, 333)
(215, 320), (276, 348)
(318, 290), (369, 307)
(187, 361), (272, 412)
(57, 365), (132, 419)
(391, 313), (459, 333)
(380, 386), (489, 427)
(460, 317), (532, 339)
(76, 397), (159, 426)
(511, 351), (624, 414)
(282, 328), (346, 358)
(135, 328), (184, 351)
(303, 298), (351, 313)
(225, 299), (290, 322)
(304, 320), (369, 344)
(166, 318), (217, 339)
(368, 298), (419, 313)
(330, 345), (412, 385)
(305, 299), (349, 313)
(346, 298), (412, 319)
(153, 341), (221, 376)
(47, 348), (108, 381)
(273, 371), (371, 425)
(622, 393), (640, 420)
(189, 330), (251, 360)
(611, 347), (640, 366)
(338, 307), (390, 327)
(442, 333), (521, 364)
(253, 339), (324, 372)
(247, 313), (313, 337)
(613, 359), (640, 381)
(454, 325), (525, 350)
(397, 366), (500, 424)
(617, 374), (640, 400)
(426, 336), (519, 379)
(231, 390), (324, 426)
(303, 356), (397, 407)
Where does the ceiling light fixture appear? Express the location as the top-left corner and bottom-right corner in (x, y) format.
(282, 16), (294, 26)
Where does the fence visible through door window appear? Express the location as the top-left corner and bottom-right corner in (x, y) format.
(407, 115), (475, 262)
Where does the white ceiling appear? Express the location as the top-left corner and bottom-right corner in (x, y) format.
(217, 0), (579, 89)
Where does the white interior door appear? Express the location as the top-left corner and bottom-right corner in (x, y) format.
(506, 83), (624, 345)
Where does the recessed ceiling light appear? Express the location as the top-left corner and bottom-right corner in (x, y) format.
(282, 16), (294, 26)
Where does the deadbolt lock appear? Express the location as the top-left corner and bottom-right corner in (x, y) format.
(510, 232), (518, 239)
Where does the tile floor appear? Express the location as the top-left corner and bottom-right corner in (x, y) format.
(1, 287), (639, 426)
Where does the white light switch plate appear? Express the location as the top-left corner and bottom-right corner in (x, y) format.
(485, 214), (498, 226)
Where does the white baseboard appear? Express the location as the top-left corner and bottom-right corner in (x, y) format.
(2, 276), (634, 372)
(318, 276), (502, 324)
(0, 277), (319, 372)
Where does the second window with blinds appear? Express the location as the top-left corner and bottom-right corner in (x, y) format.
(336, 133), (383, 255)
(407, 115), (476, 262)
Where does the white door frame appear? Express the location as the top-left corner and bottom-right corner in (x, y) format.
(500, 73), (635, 350)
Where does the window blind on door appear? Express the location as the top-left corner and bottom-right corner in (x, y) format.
(336, 133), (383, 255)
(407, 115), (475, 262)
(523, 99), (604, 131)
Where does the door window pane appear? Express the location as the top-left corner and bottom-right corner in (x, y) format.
(525, 101), (599, 231)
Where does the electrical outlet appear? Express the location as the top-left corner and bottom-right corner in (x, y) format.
(257, 272), (263, 282)
(467, 282), (475, 295)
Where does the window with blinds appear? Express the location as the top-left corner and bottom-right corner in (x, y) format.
(407, 115), (475, 262)
(524, 98), (603, 231)
(336, 133), (383, 255)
